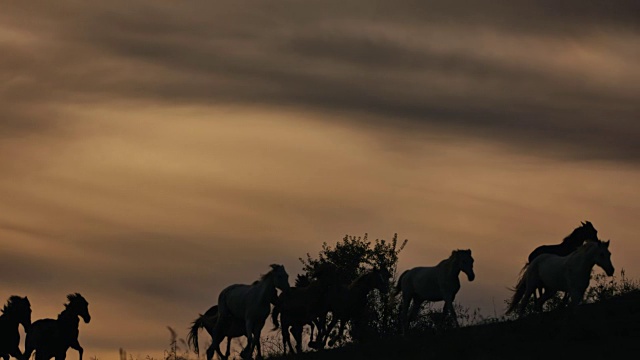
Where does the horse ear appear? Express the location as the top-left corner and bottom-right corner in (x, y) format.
(605, 240), (610, 246)
(581, 221), (586, 225)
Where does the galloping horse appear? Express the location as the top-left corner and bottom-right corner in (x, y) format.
(507, 239), (614, 316)
(314, 267), (391, 348)
(187, 287), (278, 360)
(271, 263), (338, 354)
(0, 296), (31, 360)
(24, 293), (91, 360)
(527, 221), (599, 263)
(214, 264), (290, 360)
(395, 249), (475, 334)
(524, 221), (599, 300)
(187, 305), (248, 360)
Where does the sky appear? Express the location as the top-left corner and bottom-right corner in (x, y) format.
(1, 0), (639, 359)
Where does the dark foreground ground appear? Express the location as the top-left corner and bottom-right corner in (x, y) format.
(269, 291), (640, 360)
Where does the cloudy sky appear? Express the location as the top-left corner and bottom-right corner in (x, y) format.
(1, 0), (639, 359)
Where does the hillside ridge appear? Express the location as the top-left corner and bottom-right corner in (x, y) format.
(269, 290), (640, 359)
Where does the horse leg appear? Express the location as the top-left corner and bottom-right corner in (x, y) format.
(69, 340), (83, 360)
(292, 325), (304, 354)
(8, 346), (22, 360)
(328, 317), (348, 347)
(518, 283), (537, 317)
(205, 343), (216, 360)
(322, 316), (339, 348)
(241, 321), (253, 360)
(312, 315), (328, 349)
(408, 297), (422, 325)
(536, 289), (557, 312)
(443, 300), (458, 327)
(399, 293), (412, 335)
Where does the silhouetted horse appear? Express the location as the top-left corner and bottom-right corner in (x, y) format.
(187, 304), (245, 360)
(527, 221), (599, 263)
(395, 249), (475, 334)
(24, 293), (91, 360)
(187, 286), (278, 360)
(314, 267), (391, 348)
(214, 264), (290, 360)
(270, 263), (339, 354)
(508, 240), (614, 316)
(0, 296), (31, 360)
(525, 221), (599, 300)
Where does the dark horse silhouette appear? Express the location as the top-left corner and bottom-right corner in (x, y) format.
(527, 221), (599, 263)
(24, 293), (91, 360)
(187, 304), (245, 360)
(270, 263), (339, 354)
(313, 267), (391, 348)
(523, 221), (599, 302)
(0, 296), (31, 360)
(187, 285), (278, 360)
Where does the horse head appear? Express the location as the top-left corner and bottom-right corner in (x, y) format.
(66, 293), (91, 323)
(594, 240), (615, 276)
(577, 221), (598, 243)
(269, 264), (291, 292)
(3, 295), (31, 330)
(454, 249), (475, 281)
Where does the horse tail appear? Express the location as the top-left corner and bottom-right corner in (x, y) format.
(187, 314), (206, 355)
(187, 305), (219, 355)
(506, 264), (529, 314)
(393, 269), (409, 296)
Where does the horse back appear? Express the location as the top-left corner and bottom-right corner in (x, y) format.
(400, 267), (442, 299)
(528, 253), (570, 290)
(528, 243), (576, 263)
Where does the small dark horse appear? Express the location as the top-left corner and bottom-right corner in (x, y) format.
(0, 296), (31, 360)
(523, 221), (599, 301)
(24, 293), (91, 360)
(187, 304), (245, 360)
(314, 267), (391, 348)
(270, 263), (339, 354)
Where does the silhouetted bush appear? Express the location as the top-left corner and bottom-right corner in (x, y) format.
(299, 233), (408, 345)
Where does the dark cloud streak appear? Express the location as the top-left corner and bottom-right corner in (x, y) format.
(1, 0), (639, 161)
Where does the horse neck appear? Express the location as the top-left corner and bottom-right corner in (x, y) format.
(440, 257), (461, 278)
(254, 274), (277, 303)
(567, 246), (598, 274)
(57, 308), (80, 328)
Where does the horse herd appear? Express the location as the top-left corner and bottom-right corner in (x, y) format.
(0, 293), (90, 360)
(0, 221), (614, 360)
(186, 220), (614, 360)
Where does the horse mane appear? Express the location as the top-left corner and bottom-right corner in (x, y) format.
(2, 296), (27, 313)
(258, 264), (284, 282)
(561, 221), (595, 245)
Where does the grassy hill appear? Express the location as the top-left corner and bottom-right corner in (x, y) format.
(268, 290), (640, 359)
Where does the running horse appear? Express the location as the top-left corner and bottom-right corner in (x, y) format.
(24, 293), (91, 360)
(395, 249), (475, 334)
(525, 221), (599, 300)
(270, 263), (339, 354)
(0, 296), (31, 360)
(507, 239), (614, 316)
(527, 221), (599, 263)
(213, 264), (290, 360)
(187, 286), (278, 360)
(314, 267), (391, 348)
